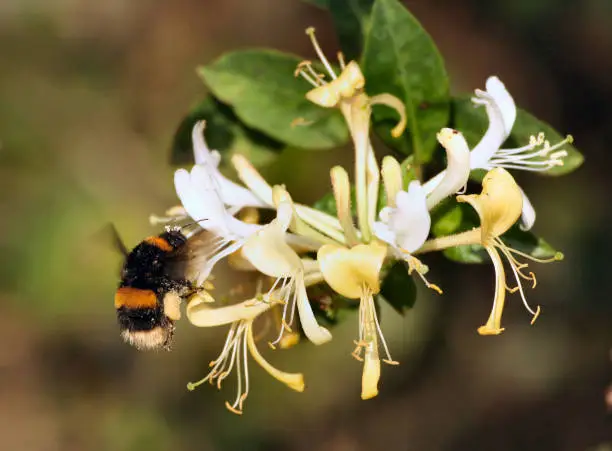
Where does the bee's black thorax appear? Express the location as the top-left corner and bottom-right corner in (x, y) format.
(119, 230), (188, 293)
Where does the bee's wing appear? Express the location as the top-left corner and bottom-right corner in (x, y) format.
(166, 229), (213, 282)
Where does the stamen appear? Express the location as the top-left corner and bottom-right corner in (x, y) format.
(496, 242), (541, 320)
(401, 252), (443, 294)
(294, 61), (320, 87)
(490, 134), (574, 173)
(367, 290), (398, 365)
(305, 27), (337, 80)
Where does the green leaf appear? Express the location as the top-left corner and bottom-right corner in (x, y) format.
(511, 109), (583, 176)
(451, 95), (487, 148)
(312, 191), (337, 216)
(362, 0), (450, 163)
(453, 96), (584, 176)
(329, 0), (375, 61)
(312, 186), (358, 218)
(430, 199), (463, 237)
(501, 225), (559, 260)
(171, 96), (282, 167)
(198, 50), (349, 149)
(434, 201), (487, 264)
(380, 261), (417, 315)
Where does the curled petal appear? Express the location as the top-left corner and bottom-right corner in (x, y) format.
(426, 128), (470, 210)
(519, 188), (536, 231)
(246, 325), (305, 392)
(470, 76), (517, 169)
(296, 282), (332, 345)
(361, 341), (381, 400)
(477, 246), (507, 335)
(192, 121), (267, 209)
(187, 297), (271, 327)
(369, 93), (407, 138)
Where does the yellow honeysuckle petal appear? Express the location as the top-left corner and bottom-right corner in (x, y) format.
(477, 246), (507, 335)
(317, 241), (387, 299)
(330, 166), (359, 246)
(381, 156), (402, 208)
(305, 61), (365, 108)
(457, 168), (522, 242)
(187, 296), (271, 328)
(369, 93), (407, 138)
(246, 324), (305, 392)
(361, 341), (381, 400)
(242, 191), (302, 278)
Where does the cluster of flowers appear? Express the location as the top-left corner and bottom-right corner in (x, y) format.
(156, 28), (568, 414)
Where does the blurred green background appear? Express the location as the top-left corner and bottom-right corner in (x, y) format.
(1, 0), (611, 450)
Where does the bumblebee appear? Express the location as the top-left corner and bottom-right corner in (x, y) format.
(114, 228), (194, 351)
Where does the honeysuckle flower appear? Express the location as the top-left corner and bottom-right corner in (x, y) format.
(317, 241), (396, 399)
(174, 164), (263, 282)
(296, 27), (407, 243)
(371, 127), (471, 293)
(186, 296), (304, 415)
(191, 121), (268, 211)
(424, 77), (573, 230)
(241, 188), (332, 346)
(418, 168), (563, 335)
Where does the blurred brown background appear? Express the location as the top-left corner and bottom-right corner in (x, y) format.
(0, 0), (611, 450)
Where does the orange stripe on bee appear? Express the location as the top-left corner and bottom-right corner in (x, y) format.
(114, 287), (158, 309)
(144, 236), (173, 252)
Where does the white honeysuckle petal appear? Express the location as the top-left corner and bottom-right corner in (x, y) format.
(485, 76), (516, 133)
(296, 282), (332, 345)
(519, 188), (536, 231)
(242, 221), (300, 277)
(180, 164), (261, 239)
(426, 129), (471, 209)
(215, 173), (267, 210)
(388, 182), (431, 253)
(470, 76), (517, 169)
(187, 297), (272, 328)
(174, 168), (216, 226)
(192, 121), (214, 166)
(242, 197), (301, 277)
(422, 169), (445, 197)
(372, 221), (396, 247)
(192, 121), (266, 210)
